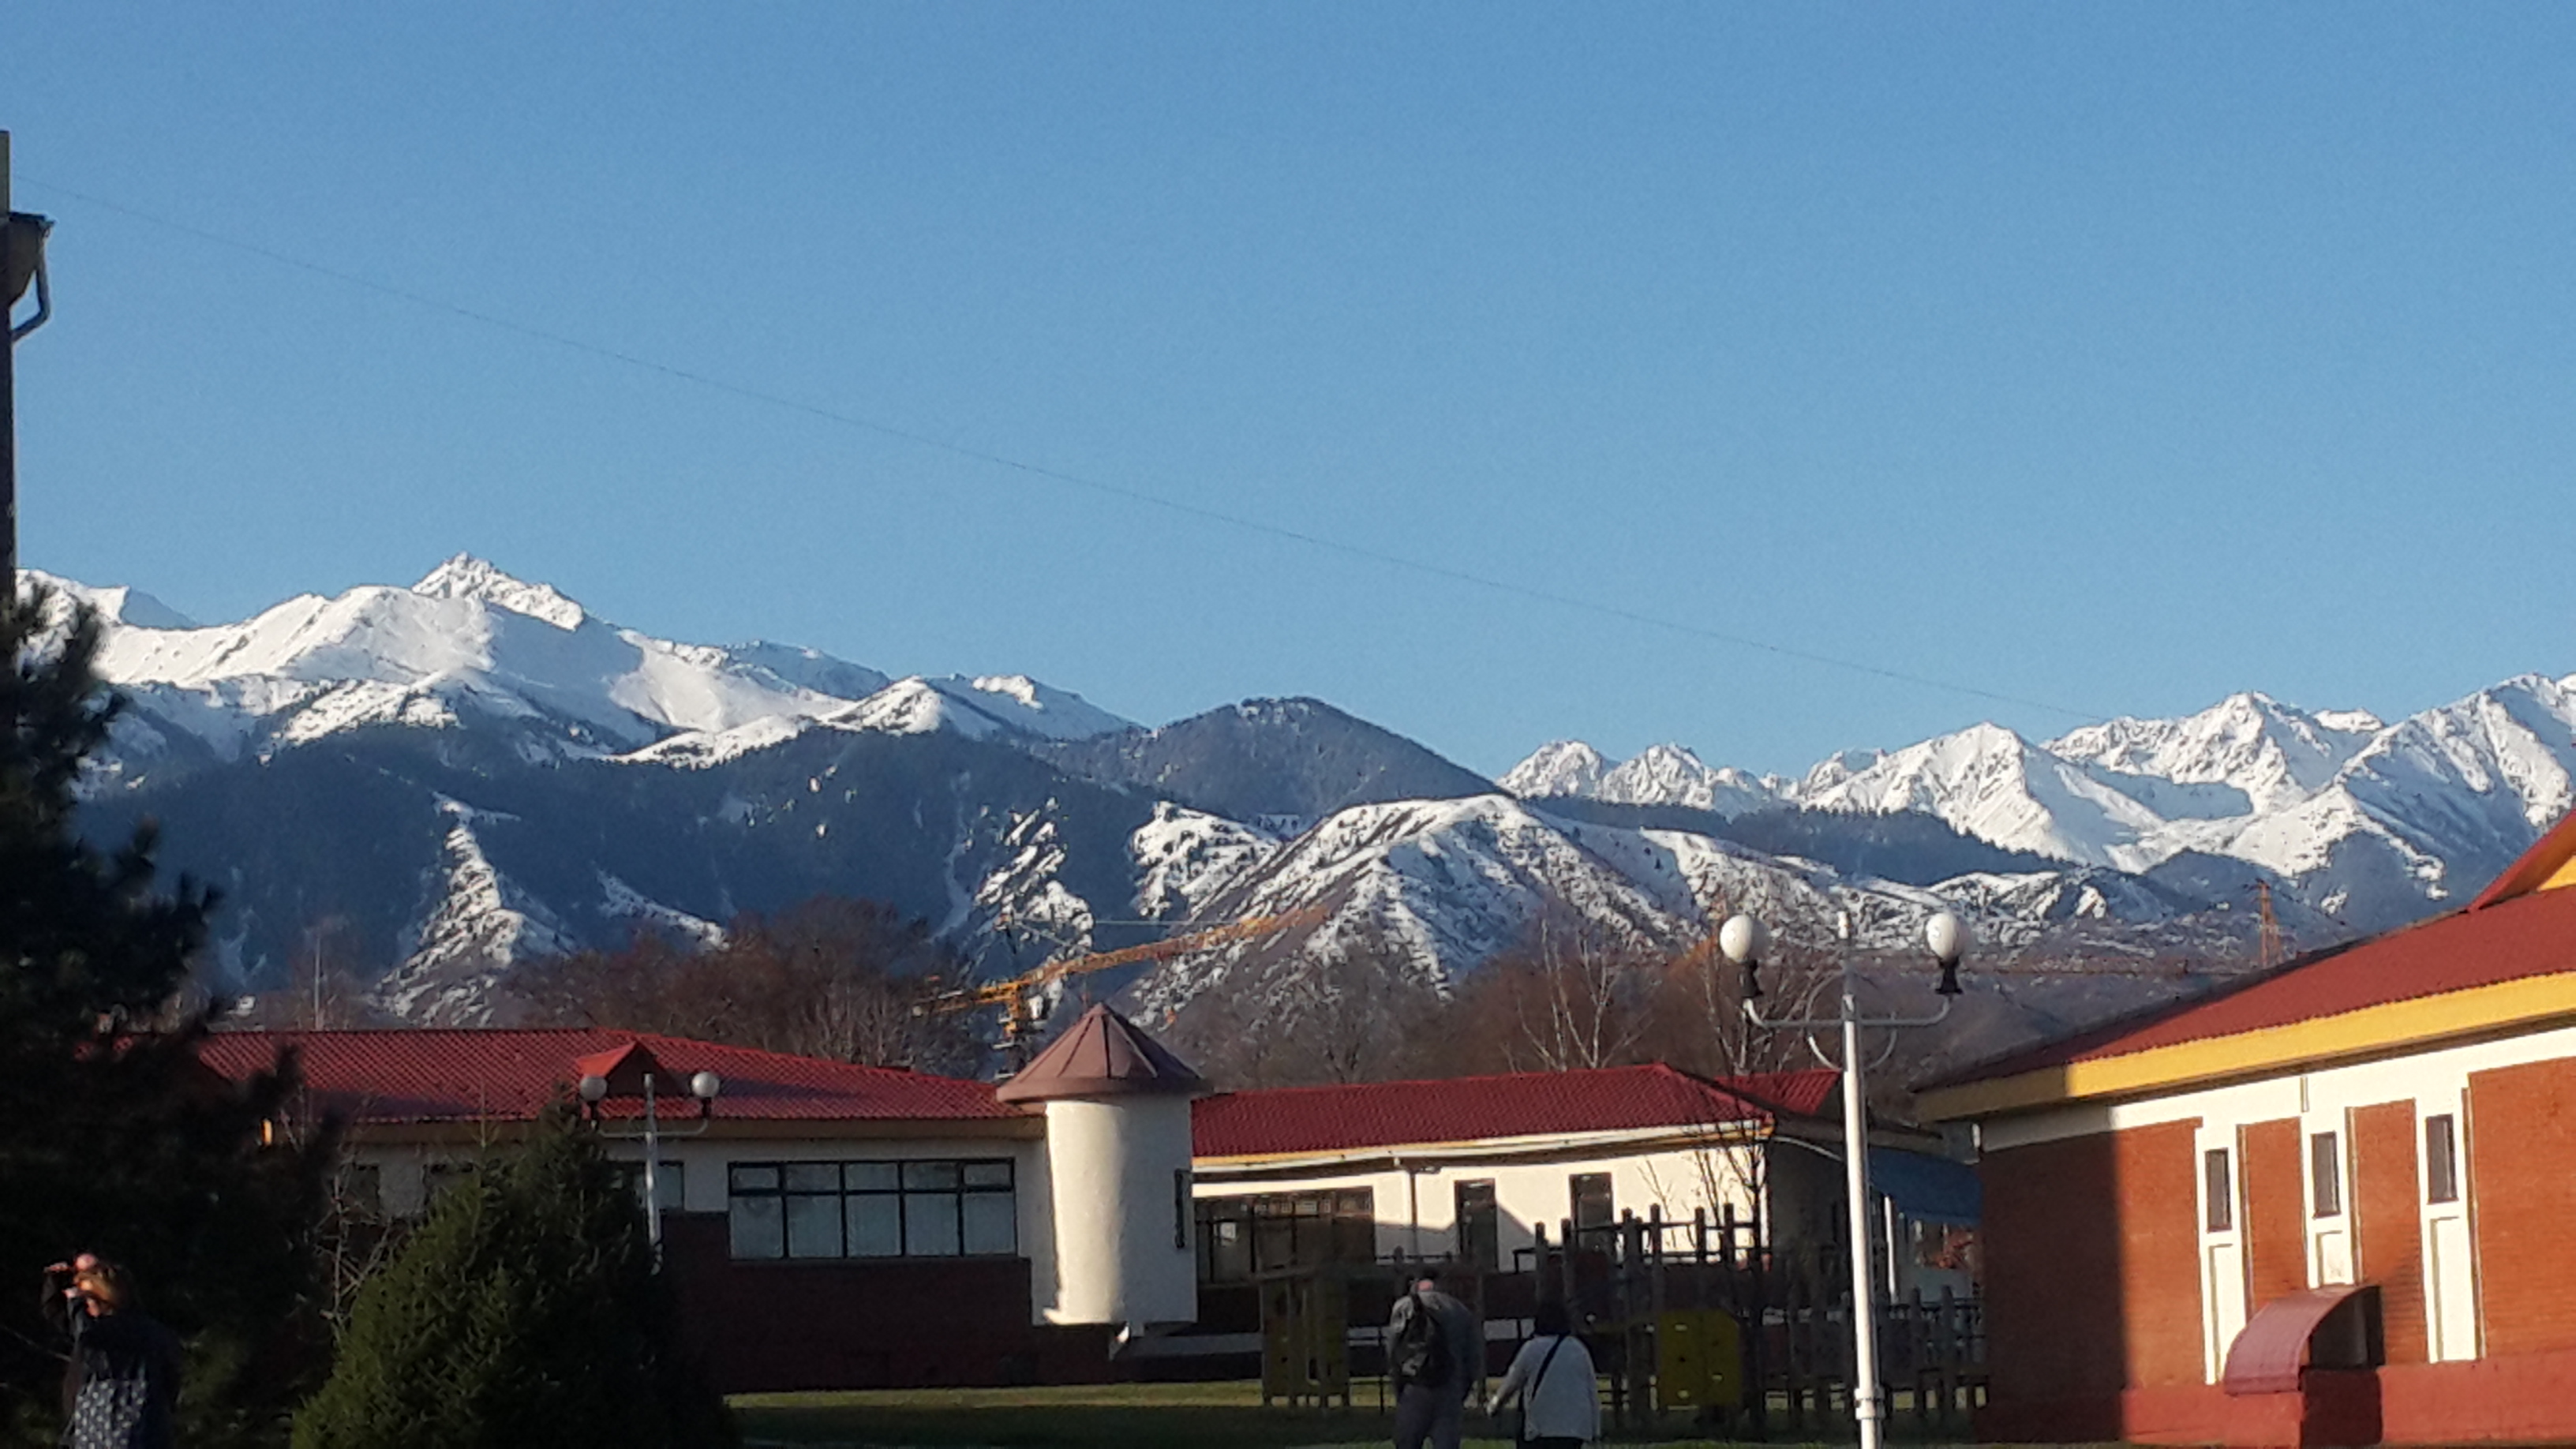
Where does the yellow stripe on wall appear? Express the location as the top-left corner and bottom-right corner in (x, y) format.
(1920, 970), (2576, 1121)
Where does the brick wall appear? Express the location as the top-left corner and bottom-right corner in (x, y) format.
(2351, 1098), (2424, 1364)
(659, 1214), (1116, 1392)
(1983, 1117), (2203, 1426)
(2468, 1056), (2576, 1357)
(2241, 1117), (2306, 1310)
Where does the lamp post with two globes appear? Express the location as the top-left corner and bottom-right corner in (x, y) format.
(1717, 908), (1969, 1449)
(578, 1067), (723, 1259)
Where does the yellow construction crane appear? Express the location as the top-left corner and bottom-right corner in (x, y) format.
(928, 904), (1329, 1057)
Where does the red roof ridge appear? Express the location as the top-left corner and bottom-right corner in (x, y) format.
(1193, 1061), (1839, 1160)
(1923, 885), (2576, 1096)
(220, 1027), (942, 1080)
(1198, 1060), (1803, 1103)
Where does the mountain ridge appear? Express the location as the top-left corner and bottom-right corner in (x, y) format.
(23, 556), (2563, 1045)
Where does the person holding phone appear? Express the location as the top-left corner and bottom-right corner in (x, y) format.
(42, 1256), (180, 1449)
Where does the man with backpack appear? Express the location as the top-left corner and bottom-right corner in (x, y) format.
(1386, 1272), (1481, 1449)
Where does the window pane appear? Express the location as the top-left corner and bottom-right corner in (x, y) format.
(343, 1164), (384, 1219)
(2203, 1150), (2233, 1233)
(963, 1161), (1013, 1189)
(619, 1161), (687, 1214)
(787, 1195), (844, 1258)
(963, 1192), (1017, 1255)
(903, 1162), (962, 1191)
(846, 1162), (899, 1191)
(731, 1164), (781, 1193)
(2311, 1132), (2343, 1218)
(906, 1192), (962, 1255)
(1457, 1180), (1499, 1270)
(730, 1194), (784, 1259)
(847, 1194), (903, 1257)
(785, 1163), (841, 1192)
(1212, 1219), (1252, 1282)
(1571, 1173), (1615, 1230)
(2425, 1114), (2460, 1204)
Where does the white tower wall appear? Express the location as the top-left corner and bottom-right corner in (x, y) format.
(1040, 1093), (1196, 1327)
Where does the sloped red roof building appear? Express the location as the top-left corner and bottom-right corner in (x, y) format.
(1921, 808), (2576, 1447)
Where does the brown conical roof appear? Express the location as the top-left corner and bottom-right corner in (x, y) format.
(994, 1004), (1206, 1103)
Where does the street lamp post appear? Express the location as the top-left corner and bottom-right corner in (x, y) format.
(1719, 909), (1968, 1449)
(579, 1068), (724, 1259)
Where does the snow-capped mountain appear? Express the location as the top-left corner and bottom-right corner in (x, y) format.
(32, 556), (1133, 777)
(1507, 681), (2576, 934)
(28, 554), (2571, 1035)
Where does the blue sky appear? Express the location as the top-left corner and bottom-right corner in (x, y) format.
(8, 5), (2574, 776)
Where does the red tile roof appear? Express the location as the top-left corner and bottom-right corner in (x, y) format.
(196, 1029), (1020, 1125)
(1931, 882), (2576, 1088)
(1192, 1064), (1838, 1159)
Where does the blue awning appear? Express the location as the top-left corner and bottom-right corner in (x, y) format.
(1866, 1148), (1981, 1225)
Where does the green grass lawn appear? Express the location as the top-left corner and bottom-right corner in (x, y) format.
(730, 1379), (1763, 1449)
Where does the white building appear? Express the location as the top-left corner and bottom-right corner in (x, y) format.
(1186, 1062), (1970, 1296)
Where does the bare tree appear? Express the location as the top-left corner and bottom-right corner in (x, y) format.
(1162, 920), (1450, 1088)
(220, 915), (395, 1031)
(511, 897), (985, 1075)
(1448, 911), (1660, 1073)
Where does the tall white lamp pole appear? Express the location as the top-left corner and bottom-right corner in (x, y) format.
(1720, 909), (1969, 1449)
(581, 1069), (724, 1260)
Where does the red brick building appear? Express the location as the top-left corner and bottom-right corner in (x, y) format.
(1920, 811), (2576, 1447)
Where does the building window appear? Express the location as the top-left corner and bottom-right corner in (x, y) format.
(1571, 1173), (1615, 1234)
(336, 1163), (384, 1221)
(726, 1159), (1017, 1261)
(2424, 1114), (2460, 1204)
(2203, 1148), (2233, 1233)
(1455, 1179), (1499, 1271)
(1194, 1189), (1374, 1283)
(2309, 1131), (2342, 1219)
(611, 1160), (686, 1215)
(421, 1160), (478, 1213)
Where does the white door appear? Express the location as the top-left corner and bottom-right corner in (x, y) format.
(2421, 1107), (2477, 1361)
(2207, 1241), (2249, 1377)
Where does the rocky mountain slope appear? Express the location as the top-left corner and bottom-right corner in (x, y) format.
(32, 558), (2565, 1050)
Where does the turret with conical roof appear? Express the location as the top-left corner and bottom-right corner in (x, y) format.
(1009, 1005), (1204, 1331)
(997, 1003), (1205, 1103)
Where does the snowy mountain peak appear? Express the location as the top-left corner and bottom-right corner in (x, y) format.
(1600, 743), (1781, 817)
(412, 555), (586, 631)
(19, 570), (197, 631)
(1500, 741), (1612, 799)
(2050, 689), (2381, 812)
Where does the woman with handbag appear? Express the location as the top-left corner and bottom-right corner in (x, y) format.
(1489, 1301), (1599, 1448)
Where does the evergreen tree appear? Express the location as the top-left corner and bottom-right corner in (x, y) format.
(292, 1110), (736, 1449)
(0, 584), (335, 1447)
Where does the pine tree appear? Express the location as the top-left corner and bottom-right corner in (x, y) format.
(0, 583), (335, 1447)
(291, 1110), (736, 1449)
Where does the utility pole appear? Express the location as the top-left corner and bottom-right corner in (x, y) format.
(3, 130), (60, 582)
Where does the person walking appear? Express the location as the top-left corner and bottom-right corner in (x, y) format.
(43, 1256), (181, 1449)
(1491, 1301), (1599, 1449)
(1386, 1272), (1481, 1449)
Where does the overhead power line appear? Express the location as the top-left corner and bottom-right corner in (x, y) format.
(23, 177), (2105, 725)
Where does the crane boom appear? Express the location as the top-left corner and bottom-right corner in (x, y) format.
(930, 904), (1331, 1058)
